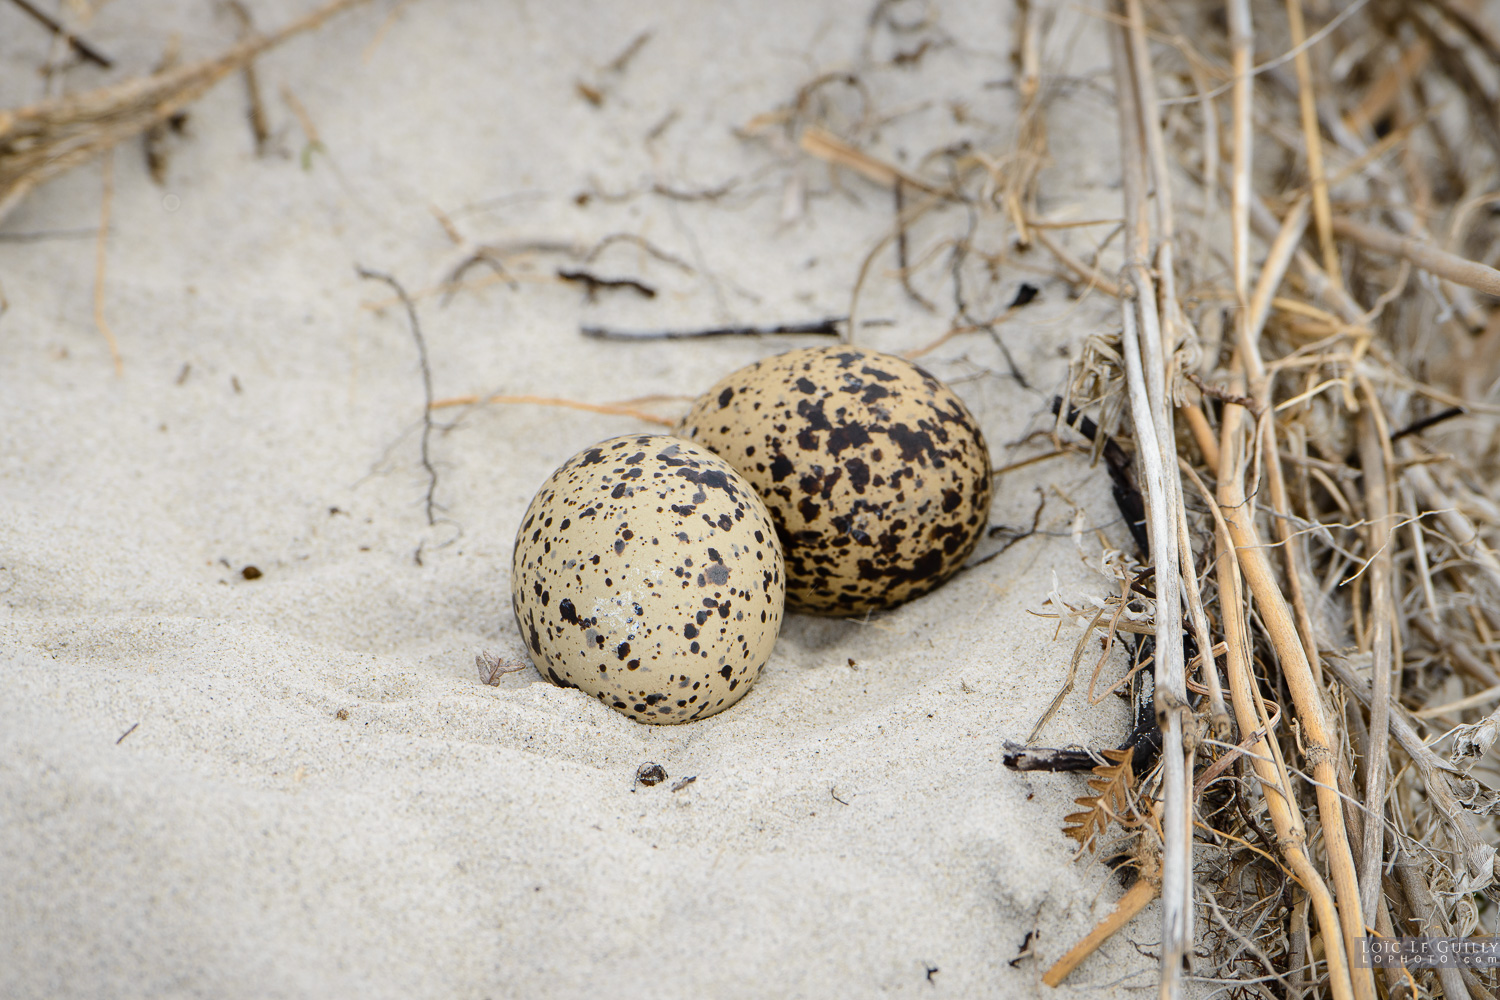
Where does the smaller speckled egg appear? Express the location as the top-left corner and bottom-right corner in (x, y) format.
(679, 346), (992, 615)
(511, 434), (785, 724)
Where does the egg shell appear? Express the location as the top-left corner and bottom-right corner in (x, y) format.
(511, 434), (785, 724)
(678, 346), (992, 615)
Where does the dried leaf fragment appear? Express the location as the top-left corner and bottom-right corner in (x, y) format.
(1061, 746), (1136, 852)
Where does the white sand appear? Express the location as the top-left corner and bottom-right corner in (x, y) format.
(2, 2), (1161, 996)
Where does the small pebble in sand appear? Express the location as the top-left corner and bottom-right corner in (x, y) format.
(635, 762), (668, 787)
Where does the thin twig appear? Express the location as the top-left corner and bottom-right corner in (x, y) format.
(1355, 399), (1395, 927)
(581, 319), (843, 341)
(7, 0), (113, 67)
(357, 267), (437, 526)
(1042, 870), (1159, 987)
(1227, 3), (1368, 994)
(1111, 6), (1191, 989)
(429, 393), (676, 427)
(1285, 0), (1342, 294)
(0, 0), (371, 224)
(1209, 397), (1356, 1000)
(227, 1), (272, 154)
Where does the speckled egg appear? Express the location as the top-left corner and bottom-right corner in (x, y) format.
(511, 434), (785, 724)
(678, 346), (992, 615)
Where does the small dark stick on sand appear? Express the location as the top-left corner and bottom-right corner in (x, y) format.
(557, 269), (656, 300)
(356, 266), (439, 529)
(581, 318), (845, 341)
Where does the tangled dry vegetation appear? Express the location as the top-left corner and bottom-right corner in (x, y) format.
(1026, 1), (1500, 997)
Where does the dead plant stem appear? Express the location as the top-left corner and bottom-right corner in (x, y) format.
(1108, 10), (1190, 990)
(1203, 410), (1354, 1000)
(1226, 7), (1370, 990)
(1355, 402), (1395, 927)
(1285, 0), (1342, 293)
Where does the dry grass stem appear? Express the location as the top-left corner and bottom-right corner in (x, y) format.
(0, 0), (371, 224)
(1108, 9), (1192, 987)
(1041, 873), (1159, 988)
(1330, 216), (1500, 297)
(428, 393), (678, 427)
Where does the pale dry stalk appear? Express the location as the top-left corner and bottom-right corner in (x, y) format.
(1330, 216), (1500, 297)
(428, 393), (677, 427)
(1107, 8), (1191, 992)
(1324, 654), (1496, 888)
(1195, 421), (1354, 1000)
(1042, 874), (1159, 987)
(1393, 849), (1470, 1000)
(1285, 0), (1341, 293)
(1226, 3), (1371, 997)
(1354, 398), (1396, 927)
(1219, 426), (1372, 999)
(1122, 0), (1227, 742)
(0, 0), (371, 224)
(1404, 457), (1500, 608)
(1261, 420), (1325, 687)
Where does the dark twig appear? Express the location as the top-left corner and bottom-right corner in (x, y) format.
(604, 30), (652, 74)
(894, 180), (937, 312)
(227, 1), (272, 154)
(8, 0), (113, 67)
(581, 319), (845, 341)
(557, 269), (656, 300)
(1187, 372), (1262, 419)
(950, 201), (1030, 388)
(1003, 637), (1161, 776)
(1389, 406), (1464, 442)
(115, 721), (140, 744)
(356, 266), (438, 526)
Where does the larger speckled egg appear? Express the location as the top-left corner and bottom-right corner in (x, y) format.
(678, 346), (992, 615)
(511, 434), (785, 724)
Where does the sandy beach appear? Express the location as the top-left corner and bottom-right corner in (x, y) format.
(1, 2), (1160, 996)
